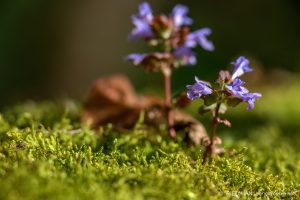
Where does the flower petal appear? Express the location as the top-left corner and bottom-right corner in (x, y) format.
(126, 53), (146, 65)
(243, 93), (262, 110)
(186, 77), (213, 100)
(138, 2), (153, 22)
(129, 2), (154, 40)
(173, 47), (197, 65)
(226, 79), (261, 110)
(129, 16), (154, 40)
(186, 28), (214, 51)
(231, 56), (253, 80)
(172, 4), (193, 27)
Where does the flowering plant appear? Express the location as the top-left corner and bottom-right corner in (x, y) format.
(186, 56), (262, 162)
(127, 2), (214, 137)
(126, 3), (262, 163)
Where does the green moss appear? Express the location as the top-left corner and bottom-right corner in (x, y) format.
(0, 91), (299, 200)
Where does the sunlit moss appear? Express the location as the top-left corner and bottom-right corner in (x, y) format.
(0, 99), (299, 200)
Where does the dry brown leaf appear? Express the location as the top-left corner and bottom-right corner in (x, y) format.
(82, 74), (207, 145)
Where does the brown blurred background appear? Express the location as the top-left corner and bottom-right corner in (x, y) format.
(0, 0), (299, 107)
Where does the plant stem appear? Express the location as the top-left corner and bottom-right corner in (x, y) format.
(203, 102), (221, 164)
(163, 67), (176, 138)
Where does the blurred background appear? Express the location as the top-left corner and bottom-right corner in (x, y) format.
(0, 0), (299, 107)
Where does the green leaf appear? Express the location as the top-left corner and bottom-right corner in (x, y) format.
(202, 93), (218, 106)
(227, 97), (242, 107)
(198, 104), (216, 115)
(198, 103), (227, 115)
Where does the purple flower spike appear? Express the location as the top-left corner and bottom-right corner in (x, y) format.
(126, 53), (146, 65)
(186, 76), (213, 100)
(231, 56), (253, 80)
(186, 28), (214, 51)
(172, 4), (193, 27)
(174, 46), (197, 65)
(129, 2), (154, 40)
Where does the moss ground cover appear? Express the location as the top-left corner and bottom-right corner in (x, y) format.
(0, 83), (299, 200)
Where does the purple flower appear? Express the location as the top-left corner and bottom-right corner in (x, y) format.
(226, 78), (261, 110)
(242, 92), (262, 110)
(186, 77), (213, 100)
(231, 56), (253, 80)
(137, 2), (153, 22)
(174, 46), (197, 65)
(172, 5), (193, 27)
(226, 79), (249, 97)
(129, 18), (154, 40)
(186, 28), (214, 51)
(126, 53), (146, 65)
(129, 2), (154, 40)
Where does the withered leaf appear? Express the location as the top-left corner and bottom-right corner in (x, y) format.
(202, 92), (218, 106)
(82, 74), (207, 145)
(198, 104), (215, 115)
(227, 97), (242, 107)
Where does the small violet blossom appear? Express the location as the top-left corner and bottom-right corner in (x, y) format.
(186, 28), (214, 51)
(173, 47), (197, 65)
(242, 93), (262, 110)
(172, 5), (193, 27)
(137, 2), (153, 21)
(126, 53), (146, 65)
(175, 27), (214, 65)
(186, 77), (213, 100)
(225, 57), (261, 110)
(226, 78), (249, 97)
(226, 78), (261, 110)
(129, 2), (154, 40)
(231, 56), (253, 80)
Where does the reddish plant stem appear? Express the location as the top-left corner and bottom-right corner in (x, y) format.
(203, 102), (221, 164)
(163, 68), (176, 138)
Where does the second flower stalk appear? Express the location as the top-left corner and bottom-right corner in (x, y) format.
(187, 56), (262, 162)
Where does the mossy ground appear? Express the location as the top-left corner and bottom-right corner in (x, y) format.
(0, 83), (299, 200)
